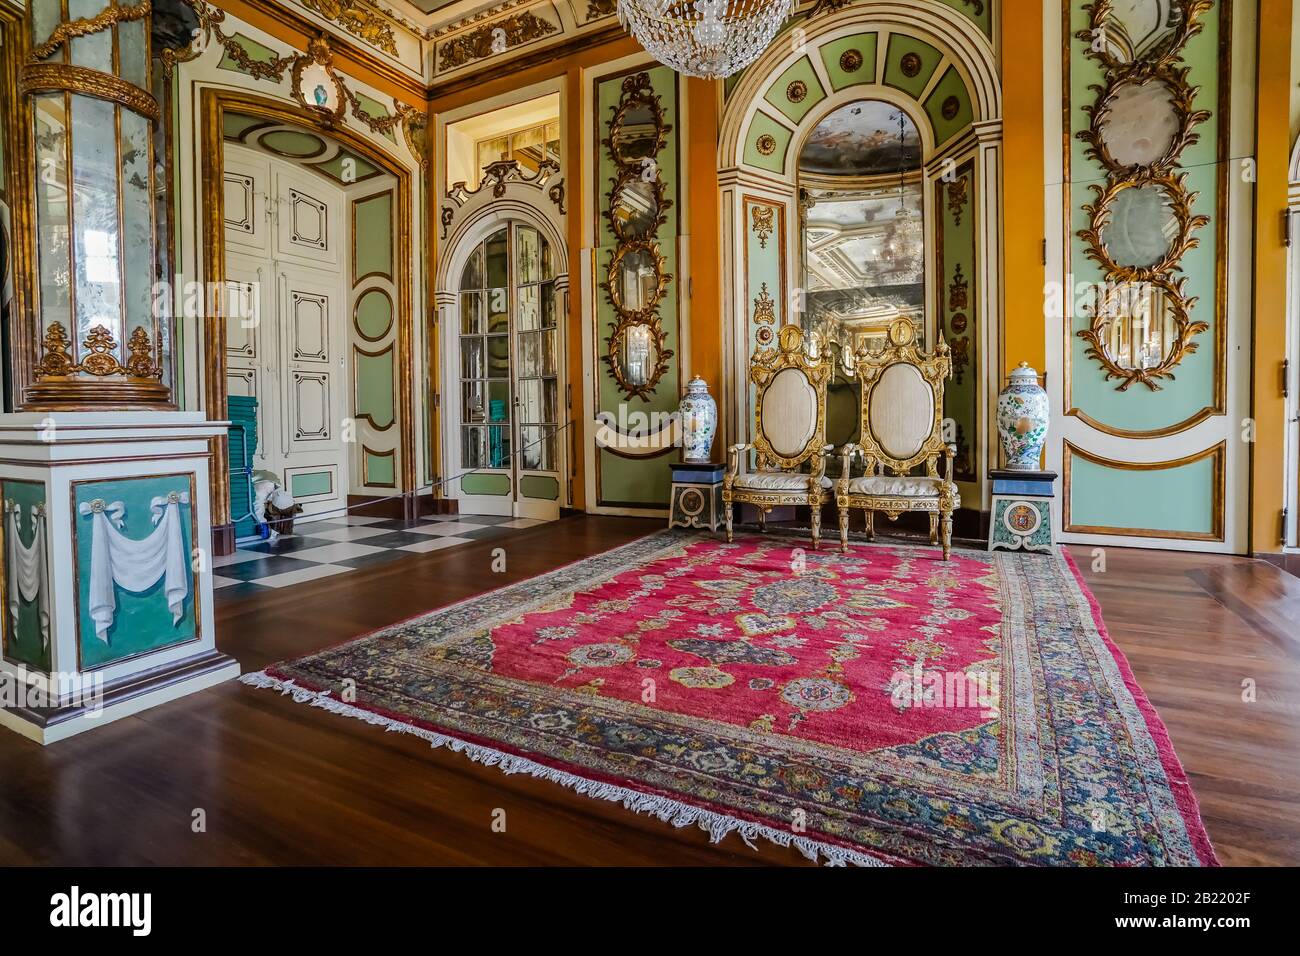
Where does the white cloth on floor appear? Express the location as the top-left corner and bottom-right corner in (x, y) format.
(77, 493), (190, 643)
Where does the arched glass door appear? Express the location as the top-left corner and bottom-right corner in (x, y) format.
(455, 223), (562, 518)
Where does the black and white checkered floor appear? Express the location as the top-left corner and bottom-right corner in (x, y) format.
(212, 512), (546, 598)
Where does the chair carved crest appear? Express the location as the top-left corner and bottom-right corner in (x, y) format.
(853, 319), (952, 479)
(837, 318), (957, 559)
(723, 324), (833, 549)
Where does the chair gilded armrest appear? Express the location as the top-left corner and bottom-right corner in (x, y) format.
(725, 443), (752, 488)
(837, 444), (862, 492)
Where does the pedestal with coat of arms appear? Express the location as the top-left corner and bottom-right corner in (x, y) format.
(988, 470), (1057, 553)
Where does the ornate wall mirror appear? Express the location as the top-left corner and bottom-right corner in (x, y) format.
(608, 169), (669, 243)
(1076, 0), (1212, 390)
(797, 100), (926, 457)
(1088, 0), (1190, 68)
(605, 73), (669, 165)
(607, 242), (667, 317)
(1078, 278), (1207, 391)
(601, 72), (674, 401)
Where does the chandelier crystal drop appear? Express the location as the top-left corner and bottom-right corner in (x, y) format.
(617, 0), (796, 79)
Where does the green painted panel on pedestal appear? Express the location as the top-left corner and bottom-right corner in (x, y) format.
(74, 475), (198, 670)
(2, 480), (51, 673)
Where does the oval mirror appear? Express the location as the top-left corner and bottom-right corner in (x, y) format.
(1099, 183), (1177, 268)
(1097, 0), (1187, 65)
(609, 175), (663, 242)
(615, 323), (659, 389)
(1092, 281), (1182, 373)
(1099, 77), (1181, 167)
(610, 95), (664, 165)
(607, 244), (664, 316)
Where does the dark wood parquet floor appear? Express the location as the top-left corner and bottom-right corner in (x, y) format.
(0, 516), (1296, 865)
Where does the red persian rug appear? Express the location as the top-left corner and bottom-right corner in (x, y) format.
(242, 532), (1217, 866)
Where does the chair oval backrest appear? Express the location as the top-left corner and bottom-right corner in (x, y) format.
(868, 361), (935, 462)
(761, 366), (818, 459)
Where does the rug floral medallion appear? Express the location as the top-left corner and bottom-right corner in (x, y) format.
(243, 532), (1217, 867)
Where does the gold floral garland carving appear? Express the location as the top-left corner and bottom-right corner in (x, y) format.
(164, 1), (425, 145)
(302, 0), (399, 57)
(1073, 0), (1214, 391)
(29, 1), (151, 61)
(34, 322), (163, 382)
(437, 12), (557, 72)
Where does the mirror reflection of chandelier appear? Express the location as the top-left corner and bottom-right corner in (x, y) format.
(617, 0), (795, 79)
(877, 109), (924, 278)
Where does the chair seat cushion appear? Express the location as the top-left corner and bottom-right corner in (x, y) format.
(733, 471), (832, 492)
(844, 475), (948, 497)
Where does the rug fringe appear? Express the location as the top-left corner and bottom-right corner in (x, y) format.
(239, 670), (888, 868)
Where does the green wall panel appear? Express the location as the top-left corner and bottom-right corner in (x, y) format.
(1066, 0), (1224, 432)
(289, 471), (333, 498)
(354, 349), (395, 430)
(218, 34), (278, 75)
(763, 56), (826, 125)
(743, 111), (793, 173)
(882, 34), (943, 100)
(355, 289), (393, 340)
(364, 451), (395, 487)
(819, 33), (879, 91)
(353, 191), (393, 281)
(1068, 451), (1217, 536)
(520, 475), (560, 501)
(924, 66), (974, 145)
(596, 66), (681, 507)
(937, 163), (979, 481)
(2, 480), (50, 672)
(74, 476), (198, 669)
(462, 473), (510, 496)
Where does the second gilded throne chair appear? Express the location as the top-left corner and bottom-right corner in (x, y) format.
(836, 319), (958, 559)
(723, 325), (833, 549)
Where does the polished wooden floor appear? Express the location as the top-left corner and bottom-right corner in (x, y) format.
(0, 516), (1297, 865)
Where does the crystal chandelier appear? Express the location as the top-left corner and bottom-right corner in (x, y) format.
(617, 0), (796, 79)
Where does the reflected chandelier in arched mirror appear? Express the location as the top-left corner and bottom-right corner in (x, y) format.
(800, 100), (925, 361)
(798, 99), (926, 457)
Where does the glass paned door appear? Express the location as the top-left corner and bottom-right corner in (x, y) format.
(455, 223), (562, 518)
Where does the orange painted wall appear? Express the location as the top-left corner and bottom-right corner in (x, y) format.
(685, 77), (724, 450)
(1000, 0), (1046, 378)
(1251, 0), (1292, 553)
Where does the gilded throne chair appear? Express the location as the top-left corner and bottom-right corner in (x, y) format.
(836, 319), (958, 559)
(724, 325), (833, 549)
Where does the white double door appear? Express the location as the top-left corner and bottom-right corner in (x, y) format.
(224, 149), (349, 520)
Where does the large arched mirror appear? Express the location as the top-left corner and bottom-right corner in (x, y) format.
(798, 100), (926, 462)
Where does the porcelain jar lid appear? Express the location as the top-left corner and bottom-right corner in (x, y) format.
(1008, 362), (1040, 383)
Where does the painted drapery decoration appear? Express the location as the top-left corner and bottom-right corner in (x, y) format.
(4, 501), (50, 650)
(77, 493), (191, 643)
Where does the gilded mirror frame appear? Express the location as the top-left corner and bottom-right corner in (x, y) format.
(1077, 66), (1209, 175)
(1074, 0), (1214, 391)
(1079, 172), (1209, 281)
(602, 72), (671, 167)
(605, 165), (671, 244)
(1076, 276), (1208, 390)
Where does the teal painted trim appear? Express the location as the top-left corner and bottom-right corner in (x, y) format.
(74, 476), (199, 669)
